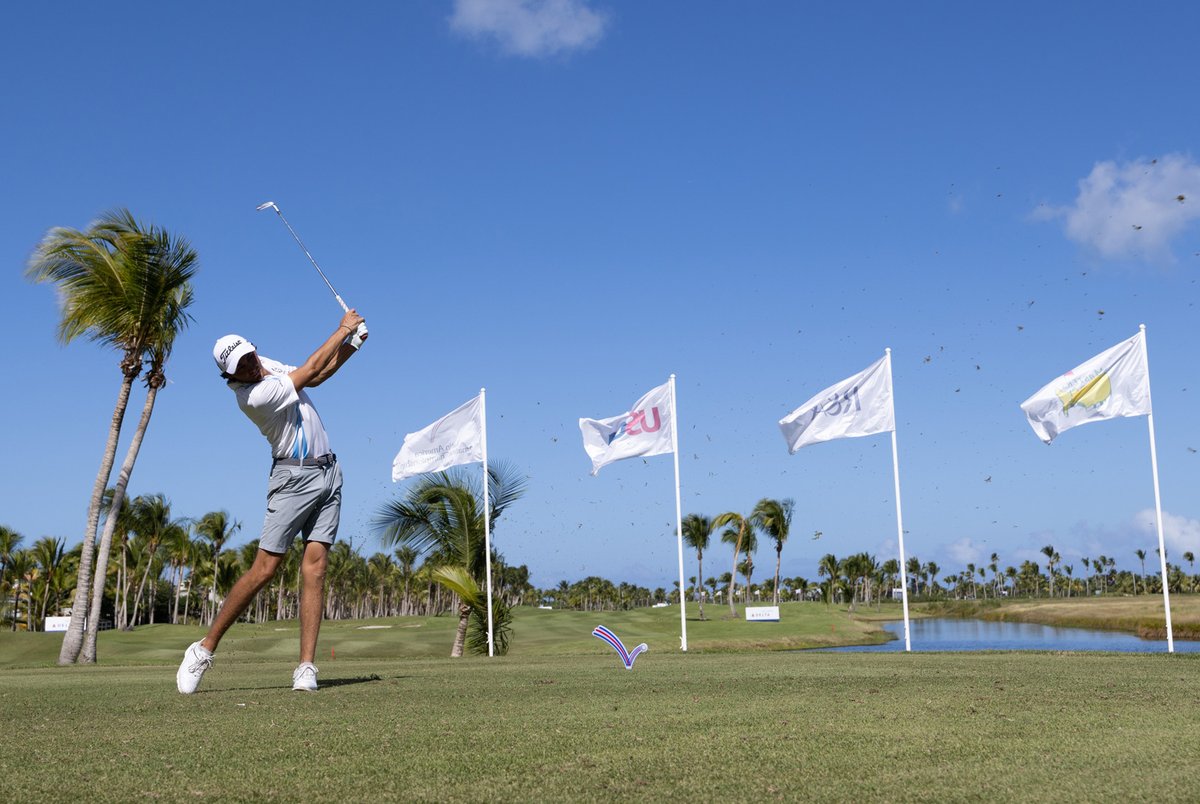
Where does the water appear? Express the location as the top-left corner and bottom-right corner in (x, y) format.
(819, 618), (1200, 652)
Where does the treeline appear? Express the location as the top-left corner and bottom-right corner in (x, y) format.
(0, 492), (536, 633)
(6, 505), (1199, 634)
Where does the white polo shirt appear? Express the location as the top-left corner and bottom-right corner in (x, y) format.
(229, 356), (331, 460)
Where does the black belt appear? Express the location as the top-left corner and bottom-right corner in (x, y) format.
(273, 453), (336, 468)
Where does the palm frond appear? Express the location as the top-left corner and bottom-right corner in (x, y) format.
(430, 565), (483, 609)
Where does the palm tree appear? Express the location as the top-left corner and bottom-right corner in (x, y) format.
(0, 526), (23, 616)
(681, 514), (714, 620)
(1040, 545), (1057, 597)
(750, 498), (793, 606)
(194, 511), (241, 625)
(28, 210), (198, 664)
(1135, 549), (1147, 595)
(1094, 556), (1108, 594)
(818, 553), (840, 606)
(30, 537), (67, 630)
(925, 561), (940, 597)
(8, 551), (36, 631)
(162, 522), (193, 624)
(737, 556), (755, 599)
(126, 495), (187, 628)
(373, 463), (526, 656)
(713, 512), (751, 616)
(393, 546), (420, 615)
(905, 556), (921, 597)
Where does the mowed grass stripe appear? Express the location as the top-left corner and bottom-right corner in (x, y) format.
(0, 602), (895, 669)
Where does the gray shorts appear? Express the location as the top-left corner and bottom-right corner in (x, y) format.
(259, 460), (343, 554)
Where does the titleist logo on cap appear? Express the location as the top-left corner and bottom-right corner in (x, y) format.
(219, 340), (243, 363)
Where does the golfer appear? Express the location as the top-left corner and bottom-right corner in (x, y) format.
(177, 309), (367, 694)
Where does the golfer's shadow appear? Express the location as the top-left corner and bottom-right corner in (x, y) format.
(320, 674), (387, 688)
(219, 674), (401, 693)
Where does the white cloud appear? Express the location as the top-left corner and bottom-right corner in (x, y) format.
(945, 537), (986, 568)
(1133, 508), (1200, 560)
(449, 0), (609, 58)
(1035, 153), (1200, 261)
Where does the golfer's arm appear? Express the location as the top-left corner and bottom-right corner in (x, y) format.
(307, 342), (358, 387)
(289, 325), (354, 390)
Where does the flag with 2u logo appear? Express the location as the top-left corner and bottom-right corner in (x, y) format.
(778, 355), (895, 453)
(579, 381), (675, 475)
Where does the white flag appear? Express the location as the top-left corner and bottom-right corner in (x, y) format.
(779, 354), (895, 453)
(392, 394), (484, 481)
(579, 381), (674, 475)
(1020, 330), (1151, 444)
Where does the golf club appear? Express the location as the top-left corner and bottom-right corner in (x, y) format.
(256, 201), (368, 341)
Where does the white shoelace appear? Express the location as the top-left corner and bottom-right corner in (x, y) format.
(187, 652), (213, 674)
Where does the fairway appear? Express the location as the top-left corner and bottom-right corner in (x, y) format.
(3, 622), (1200, 801)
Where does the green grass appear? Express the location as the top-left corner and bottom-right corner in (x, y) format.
(0, 602), (896, 669)
(3, 648), (1199, 801)
(3, 605), (1200, 800)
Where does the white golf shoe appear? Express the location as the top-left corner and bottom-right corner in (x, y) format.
(176, 641), (213, 694)
(292, 662), (319, 692)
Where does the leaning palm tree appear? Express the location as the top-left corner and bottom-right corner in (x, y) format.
(373, 462), (526, 657)
(713, 512), (751, 616)
(681, 514), (714, 620)
(28, 210), (197, 664)
(750, 498), (793, 606)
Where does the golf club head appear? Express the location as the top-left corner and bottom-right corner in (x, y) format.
(256, 201), (279, 212)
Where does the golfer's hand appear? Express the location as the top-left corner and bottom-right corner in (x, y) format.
(340, 309), (365, 333)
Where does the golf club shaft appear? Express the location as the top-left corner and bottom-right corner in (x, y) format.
(267, 206), (349, 312)
(258, 202), (368, 343)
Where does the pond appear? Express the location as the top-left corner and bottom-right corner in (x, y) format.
(819, 617), (1200, 653)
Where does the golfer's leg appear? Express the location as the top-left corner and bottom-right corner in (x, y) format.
(201, 549), (284, 653)
(298, 540), (330, 664)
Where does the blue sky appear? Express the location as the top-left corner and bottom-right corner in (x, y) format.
(4, 1), (1199, 590)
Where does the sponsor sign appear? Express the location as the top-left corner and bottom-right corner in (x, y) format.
(745, 606), (780, 622)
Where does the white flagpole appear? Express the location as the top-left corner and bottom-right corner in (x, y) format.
(1140, 325), (1174, 653)
(670, 374), (688, 652)
(886, 349), (912, 652)
(480, 388), (495, 657)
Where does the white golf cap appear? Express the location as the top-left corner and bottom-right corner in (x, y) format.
(213, 334), (256, 374)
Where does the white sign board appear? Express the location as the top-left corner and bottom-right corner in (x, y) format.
(745, 606), (780, 622)
(45, 616), (73, 632)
